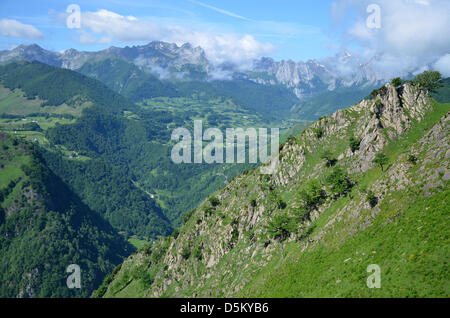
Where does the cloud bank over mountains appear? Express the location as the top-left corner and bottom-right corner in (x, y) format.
(332, 0), (450, 77)
(70, 9), (274, 68)
(64, 0), (450, 77)
(1, 1), (449, 78)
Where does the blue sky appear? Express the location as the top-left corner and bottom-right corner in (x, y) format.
(0, 0), (449, 77)
(0, 0), (337, 61)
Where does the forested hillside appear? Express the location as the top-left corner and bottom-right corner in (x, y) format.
(0, 61), (135, 111)
(0, 61), (173, 239)
(77, 58), (301, 121)
(0, 135), (133, 297)
(0, 61), (301, 238)
(78, 58), (180, 101)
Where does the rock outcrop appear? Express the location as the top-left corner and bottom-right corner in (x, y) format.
(98, 82), (449, 298)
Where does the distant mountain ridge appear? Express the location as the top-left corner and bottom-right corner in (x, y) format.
(249, 52), (386, 98)
(0, 42), (387, 100)
(0, 42), (209, 79)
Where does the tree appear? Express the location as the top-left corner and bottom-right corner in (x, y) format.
(411, 71), (444, 93)
(181, 244), (191, 260)
(314, 127), (324, 139)
(208, 196), (220, 207)
(300, 179), (327, 211)
(391, 77), (403, 88)
(192, 245), (203, 261)
(373, 152), (388, 172)
(267, 214), (297, 242)
(370, 86), (387, 99)
(276, 198), (287, 210)
(366, 190), (378, 208)
(267, 213), (298, 259)
(407, 154), (418, 165)
(349, 136), (361, 153)
(321, 150), (337, 167)
(0, 207), (4, 226)
(326, 167), (353, 197)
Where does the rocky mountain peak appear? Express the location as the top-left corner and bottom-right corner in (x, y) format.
(302, 82), (431, 174)
(14, 43), (44, 52)
(0, 43), (59, 66)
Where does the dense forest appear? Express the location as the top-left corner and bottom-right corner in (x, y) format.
(0, 135), (133, 297)
(41, 149), (172, 239)
(0, 60), (261, 237)
(44, 105), (253, 226)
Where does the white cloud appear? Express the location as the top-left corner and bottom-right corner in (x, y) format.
(411, 0), (430, 5)
(332, 0), (450, 78)
(188, 0), (252, 21)
(70, 9), (273, 67)
(185, 32), (273, 66)
(0, 19), (43, 39)
(434, 54), (450, 77)
(76, 30), (96, 44)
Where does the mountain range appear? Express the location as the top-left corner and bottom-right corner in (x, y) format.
(0, 42), (385, 102)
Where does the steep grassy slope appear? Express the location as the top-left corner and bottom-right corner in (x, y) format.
(96, 82), (449, 298)
(0, 85), (46, 116)
(0, 135), (134, 297)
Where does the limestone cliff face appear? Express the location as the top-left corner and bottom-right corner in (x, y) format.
(99, 83), (448, 298)
(274, 82), (431, 182)
(249, 52), (386, 99)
